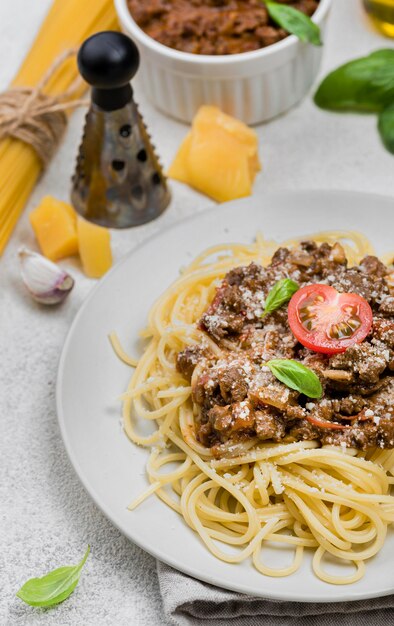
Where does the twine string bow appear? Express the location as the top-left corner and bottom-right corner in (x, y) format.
(0, 49), (88, 167)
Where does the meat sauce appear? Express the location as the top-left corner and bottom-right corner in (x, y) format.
(176, 242), (394, 457)
(128, 0), (319, 55)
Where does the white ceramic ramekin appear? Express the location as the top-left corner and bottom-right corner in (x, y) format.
(115, 0), (332, 125)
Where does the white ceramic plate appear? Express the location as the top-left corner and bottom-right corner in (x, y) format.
(57, 190), (394, 602)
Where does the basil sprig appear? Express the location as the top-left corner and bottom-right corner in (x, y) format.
(265, 1), (322, 47)
(314, 49), (394, 156)
(378, 103), (394, 155)
(267, 359), (323, 398)
(262, 278), (299, 318)
(16, 546), (90, 608)
(314, 49), (394, 112)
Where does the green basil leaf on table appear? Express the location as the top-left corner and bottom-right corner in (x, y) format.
(314, 49), (394, 112)
(267, 359), (323, 398)
(16, 545), (90, 608)
(378, 104), (394, 154)
(262, 278), (299, 317)
(265, 1), (322, 46)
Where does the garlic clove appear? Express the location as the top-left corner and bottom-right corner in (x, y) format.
(19, 247), (75, 305)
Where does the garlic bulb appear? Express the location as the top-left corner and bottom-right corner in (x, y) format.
(19, 248), (74, 305)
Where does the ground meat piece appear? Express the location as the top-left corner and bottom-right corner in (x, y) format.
(221, 286), (245, 313)
(270, 247), (291, 267)
(307, 399), (335, 421)
(331, 267), (388, 308)
(377, 418), (394, 447)
(299, 241), (318, 254)
(379, 295), (394, 316)
(301, 351), (330, 372)
(330, 242), (348, 265)
(192, 369), (220, 407)
(246, 328), (295, 361)
(241, 309), (297, 360)
(226, 262), (269, 291)
(226, 264), (259, 287)
(359, 378), (392, 396)
(219, 364), (249, 403)
(231, 401), (255, 431)
(268, 241), (347, 284)
(296, 241), (346, 275)
(368, 378), (394, 416)
(321, 381), (394, 448)
(257, 329), (286, 359)
(321, 422), (379, 449)
(255, 409), (285, 441)
(176, 345), (208, 379)
(200, 282), (246, 340)
(329, 343), (389, 384)
(193, 354), (251, 408)
(208, 400), (254, 436)
(287, 249), (314, 267)
(373, 318), (394, 349)
(359, 255), (388, 277)
(331, 395), (366, 415)
(196, 421), (214, 446)
(200, 263), (275, 342)
(208, 405), (232, 432)
(304, 241), (347, 276)
(249, 375), (299, 411)
(284, 405), (307, 421)
(289, 419), (320, 441)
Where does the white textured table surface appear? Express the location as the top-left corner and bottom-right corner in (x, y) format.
(1, 1), (394, 625)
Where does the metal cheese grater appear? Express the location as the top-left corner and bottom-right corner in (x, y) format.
(71, 31), (171, 228)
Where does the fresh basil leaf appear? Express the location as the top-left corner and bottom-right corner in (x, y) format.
(265, 1), (322, 46)
(267, 359), (323, 398)
(378, 104), (394, 154)
(314, 49), (394, 112)
(263, 278), (299, 317)
(16, 546), (90, 608)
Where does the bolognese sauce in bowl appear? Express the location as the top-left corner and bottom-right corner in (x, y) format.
(127, 0), (319, 56)
(115, 0), (332, 124)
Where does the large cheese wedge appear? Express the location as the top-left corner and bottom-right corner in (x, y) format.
(77, 216), (112, 279)
(168, 106), (261, 203)
(29, 196), (78, 261)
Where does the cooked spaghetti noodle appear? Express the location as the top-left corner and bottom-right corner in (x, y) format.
(112, 231), (394, 584)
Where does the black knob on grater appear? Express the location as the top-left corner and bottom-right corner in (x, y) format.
(71, 31), (171, 228)
(78, 31), (139, 111)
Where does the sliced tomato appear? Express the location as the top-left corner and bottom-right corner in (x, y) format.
(288, 284), (373, 355)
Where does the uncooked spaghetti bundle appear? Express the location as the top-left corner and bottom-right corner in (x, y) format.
(0, 0), (118, 255)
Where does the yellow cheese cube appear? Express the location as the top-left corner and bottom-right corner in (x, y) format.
(77, 217), (112, 279)
(167, 132), (193, 181)
(168, 106), (261, 202)
(188, 128), (253, 202)
(29, 196), (78, 261)
(193, 106), (259, 159)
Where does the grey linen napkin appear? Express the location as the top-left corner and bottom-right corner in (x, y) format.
(157, 561), (394, 626)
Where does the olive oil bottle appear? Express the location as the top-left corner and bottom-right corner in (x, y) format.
(363, 0), (394, 37)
